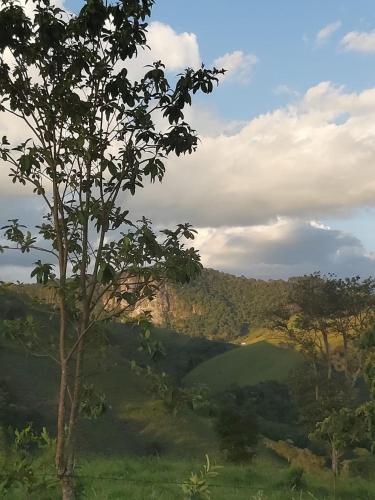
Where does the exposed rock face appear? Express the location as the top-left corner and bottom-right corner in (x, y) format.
(130, 282), (201, 325)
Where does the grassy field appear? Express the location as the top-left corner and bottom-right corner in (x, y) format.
(184, 341), (303, 393)
(6, 452), (375, 499)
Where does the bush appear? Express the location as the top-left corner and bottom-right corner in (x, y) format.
(285, 466), (306, 491)
(216, 404), (258, 462)
(257, 417), (307, 447)
(341, 455), (375, 479)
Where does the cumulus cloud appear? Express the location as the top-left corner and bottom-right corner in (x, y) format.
(341, 30), (375, 53)
(3, 215), (374, 282)
(213, 51), (258, 84)
(125, 81), (375, 228)
(274, 84), (300, 98)
(194, 218), (375, 279)
(125, 21), (201, 81)
(316, 21), (342, 46)
(146, 22), (201, 70)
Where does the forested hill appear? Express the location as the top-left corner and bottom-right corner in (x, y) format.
(5, 269), (291, 341)
(134, 269), (291, 340)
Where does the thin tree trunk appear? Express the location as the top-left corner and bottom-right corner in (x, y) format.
(342, 332), (349, 379)
(331, 444), (339, 476)
(65, 336), (85, 474)
(312, 359), (319, 400)
(322, 331), (332, 380)
(56, 298), (73, 499)
(56, 296), (68, 474)
(61, 476), (75, 500)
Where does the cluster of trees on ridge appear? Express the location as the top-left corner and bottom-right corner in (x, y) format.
(164, 268), (290, 340)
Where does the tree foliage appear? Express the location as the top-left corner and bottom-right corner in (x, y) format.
(0, 0), (223, 497)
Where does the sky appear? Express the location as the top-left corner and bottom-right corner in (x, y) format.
(2, 0), (375, 281)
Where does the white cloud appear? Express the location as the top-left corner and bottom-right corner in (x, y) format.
(3, 215), (374, 281)
(194, 218), (375, 279)
(127, 82), (375, 228)
(213, 50), (258, 84)
(125, 21), (201, 80)
(146, 21), (201, 71)
(274, 84), (300, 98)
(316, 21), (342, 46)
(341, 30), (375, 53)
(5, 76), (375, 232)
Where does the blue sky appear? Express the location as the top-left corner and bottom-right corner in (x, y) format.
(153, 0), (375, 121)
(2, 0), (375, 280)
(57, 0), (375, 122)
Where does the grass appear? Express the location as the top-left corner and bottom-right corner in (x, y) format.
(7, 452), (375, 499)
(63, 453), (375, 500)
(184, 341), (303, 393)
(0, 287), (222, 457)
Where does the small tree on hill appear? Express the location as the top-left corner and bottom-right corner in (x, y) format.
(0, 0), (223, 498)
(310, 407), (365, 476)
(275, 273), (375, 386)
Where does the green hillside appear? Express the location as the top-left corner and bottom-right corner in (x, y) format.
(3, 268), (292, 341)
(0, 285), (230, 458)
(184, 341), (303, 393)
(167, 269), (291, 340)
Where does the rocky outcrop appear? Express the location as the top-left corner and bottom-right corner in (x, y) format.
(130, 282), (203, 325)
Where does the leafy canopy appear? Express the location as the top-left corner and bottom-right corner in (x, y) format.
(0, 0), (224, 312)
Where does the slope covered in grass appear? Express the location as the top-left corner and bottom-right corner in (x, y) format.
(184, 341), (303, 393)
(0, 285), (226, 458)
(7, 452), (375, 499)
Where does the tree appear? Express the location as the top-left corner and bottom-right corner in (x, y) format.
(275, 273), (375, 385)
(215, 391), (259, 462)
(327, 276), (375, 380)
(0, 0), (223, 497)
(288, 363), (356, 432)
(356, 328), (375, 451)
(289, 273), (339, 380)
(310, 407), (365, 476)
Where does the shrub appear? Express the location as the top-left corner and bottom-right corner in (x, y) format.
(341, 454), (375, 479)
(285, 466), (306, 491)
(216, 404), (258, 462)
(182, 455), (221, 500)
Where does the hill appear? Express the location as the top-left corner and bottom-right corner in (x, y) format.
(0, 285), (231, 457)
(184, 341), (303, 393)
(145, 269), (291, 340)
(7, 268), (291, 341)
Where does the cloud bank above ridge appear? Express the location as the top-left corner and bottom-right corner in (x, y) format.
(128, 81), (375, 229)
(1, 3), (375, 280)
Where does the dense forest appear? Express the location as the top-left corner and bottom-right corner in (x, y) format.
(167, 269), (290, 339)
(5, 269), (291, 341)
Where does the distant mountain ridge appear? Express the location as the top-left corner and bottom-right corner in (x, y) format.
(132, 269), (290, 340)
(4, 268), (291, 340)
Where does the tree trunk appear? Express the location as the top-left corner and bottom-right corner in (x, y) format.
(65, 336), (85, 473)
(56, 295), (68, 473)
(342, 332), (349, 379)
(322, 331), (332, 380)
(313, 360), (319, 400)
(61, 475), (75, 500)
(331, 445), (339, 476)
